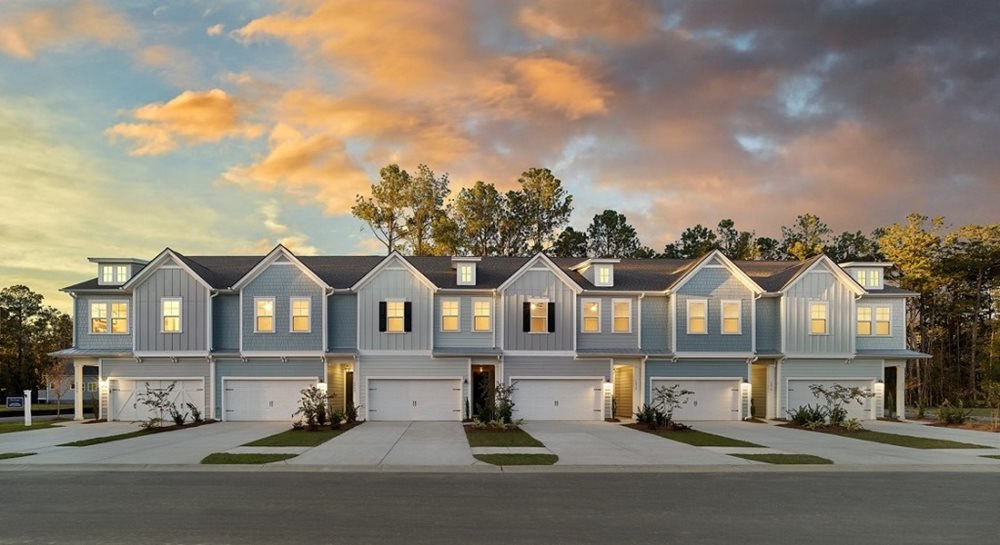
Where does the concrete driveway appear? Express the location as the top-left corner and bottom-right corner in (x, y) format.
(521, 421), (752, 465)
(864, 420), (1000, 448)
(289, 422), (477, 466)
(0, 421), (140, 452)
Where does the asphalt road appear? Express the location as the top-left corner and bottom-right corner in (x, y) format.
(1, 471), (997, 544)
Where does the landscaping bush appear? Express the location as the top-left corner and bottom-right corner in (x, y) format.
(329, 410), (344, 430)
(294, 386), (328, 430)
(135, 382), (177, 429)
(186, 402), (203, 423)
(495, 382), (517, 424)
(344, 403), (360, 424)
(807, 383), (874, 427)
(938, 399), (972, 425)
(168, 405), (188, 426)
(635, 403), (658, 427)
(788, 404), (827, 427)
(844, 418), (865, 432)
(651, 383), (694, 428)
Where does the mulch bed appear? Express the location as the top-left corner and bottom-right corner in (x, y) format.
(624, 423), (691, 432)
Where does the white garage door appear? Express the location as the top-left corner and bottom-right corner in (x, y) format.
(110, 379), (204, 422)
(368, 379), (462, 421)
(787, 379), (873, 421)
(224, 378), (317, 421)
(650, 379), (740, 421)
(512, 379), (603, 421)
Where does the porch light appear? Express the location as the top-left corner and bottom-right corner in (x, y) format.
(316, 382), (328, 393)
(99, 379), (109, 394)
(873, 381), (884, 395)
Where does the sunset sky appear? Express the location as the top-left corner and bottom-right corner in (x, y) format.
(1, 0), (997, 312)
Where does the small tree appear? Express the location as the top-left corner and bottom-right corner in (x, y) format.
(808, 384), (874, 427)
(495, 381), (517, 424)
(984, 381), (1000, 431)
(135, 382), (176, 429)
(37, 362), (70, 417)
(651, 384), (694, 428)
(294, 386), (328, 430)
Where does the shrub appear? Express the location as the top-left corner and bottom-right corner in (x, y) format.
(788, 404), (827, 427)
(844, 418), (864, 432)
(938, 399), (972, 425)
(329, 410), (344, 430)
(651, 383), (694, 428)
(168, 405), (188, 426)
(135, 382), (177, 429)
(344, 403), (361, 424)
(635, 404), (658, 427)
(139, 417), (162, 431)
(186, 402), (203, 423)
(495, 381), (517, 424)
(294, 386), (328, 430)
(983, 380), (1000, 431)
(807, 383), (874, 427)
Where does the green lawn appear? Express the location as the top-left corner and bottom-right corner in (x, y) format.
(201, 453), (298, 464)
(0, 421), (64, 434)
(0, 404), (80, 414)
(473, 453), (558, 466)
(243, 428), (352, 447)
(730, 453), (833, 465)
(465, 427), (544, 447)
(640, 428), (764, 448)
(58, 423), (207, 447)
(825, 430), (987, 449)
(981, 455), (1000, 460)
(0, 452), (36, 460)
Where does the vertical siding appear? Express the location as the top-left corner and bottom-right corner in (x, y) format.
(434, 294), (495, 349)
(577, 296), (639, 350)
(75, 295), (133, 350)
(214, 359), (325, 420)
(640, 295), (670, 352)
(755, 297), (780, 353)
(100, 358), (210, 418)
(675, 267), (753, 353)
(502, 270), (575, 351)
(783, 267), (854, 355)
(328, 293), (358, 351)
(134, 263), (209, 352)
(855, 297), (907, 350)
(212, 294), (240, 352)
(241, 265), (324, 352)
(357, 264), (434, 351)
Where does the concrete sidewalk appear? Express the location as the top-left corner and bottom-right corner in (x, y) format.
(0, 420), (140, 452)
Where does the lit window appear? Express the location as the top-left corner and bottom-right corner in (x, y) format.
(721, 301), (741, 334)
(595, 265), (613, 286)
(809, 302), (828, 335)
(869, 269), (881, 288)
(613, 299), (631, 333)
(90, 303), (108, 334)
(387, 301), (405, 332)
(87, 382), (98, 392)
(473, 299), (492, 332)
(530, 302), (548, 333)
(290, 297), (311, 333)
(101, 266), (114, 284)
(162, 298), (182, 333)
(115, 265), (128, 283)
(687, 300), (707, 334)
(875, 306), (891, 336)
(857, 307), (873, 336)
(856, 270), (867, 287)
(110, 302), (129, 333)
(457, 263), (476, 285)
(582, 299), (600, 333)
(441, 299), (460, 332)
(255, 298), (274, 333)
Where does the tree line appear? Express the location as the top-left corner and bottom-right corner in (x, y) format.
(0, 285), (72, 403)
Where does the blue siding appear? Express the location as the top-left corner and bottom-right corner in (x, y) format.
(328, 293), (357, 351)
(214, 359), (325, 419)
(503, 356), (610, 381)
(675, 267), (753, 353)
(855, 297), (906, 350)
(75, 295), (132, 351)
(577, 296), (639, 350)
(241, 265), (324, 352)
(434, 295), (494, 349)
(212, 294), (239, 352)
(644, 359), (748, 401)
(755, 297), (780, 353)
(357, 259), (434, 351)
(640, 296), (670, 352)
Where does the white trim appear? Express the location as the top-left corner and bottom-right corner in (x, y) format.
(782, 353), (855, 359)
(686, 298), (708, 335)
(122, 249), (213, 291)
(672, 352), (755, 359)
(857, 304), (893, 337)
(132, 351), (210, 358)
(289, 296), (312, 333)
(160, 297), (183, 334)
(527, 299), (549, 334)
(750, 295), (757, 353)
(472, 297), (493, 333)
(670, 294), (677, 354)
(670, 250), (764, 294)
(253, 296), (276, 334)
(364, 375), (464, 422)
(209, 359), (216, 420)
(239, 290), (244, 353)
(611, 298), (632, 334)
(497, 253), (583, 294)
(720, 299), (742, 335)
(239, 351), (326, 358)
(357, 350), (434, 357)
(351, 252), (437, 291)
(231, 245), (330, 291)
(581, 298), (602, 333)
(87, 299), (131, 336)
(808, 301), (830, 336)
(636, 295), (643, 349)
(594, 264), (614, 287)
(456, 262), (477, 286)
(509, 375), (605, 383)
(321, 291), (328, 353)
(782, 256), (866, 296)
(439, 297), (461, 333)
(107, 376), (205, 423)
(503, 350), (577, 357)
(220, 376), (319, 422)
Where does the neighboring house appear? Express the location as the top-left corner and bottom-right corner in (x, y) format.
(52, 246), (928, 423)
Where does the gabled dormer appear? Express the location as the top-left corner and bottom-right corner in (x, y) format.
(88, 257), (147, 286)
(571, 258), (619, 287)
(451, 256), (481, 286)
(839, 262), (892, 291)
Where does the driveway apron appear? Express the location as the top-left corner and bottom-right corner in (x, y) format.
(289, 422), (476, 466)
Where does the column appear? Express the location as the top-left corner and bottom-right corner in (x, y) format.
(897, 364), (906, 419)
(73, 361), (84, 421)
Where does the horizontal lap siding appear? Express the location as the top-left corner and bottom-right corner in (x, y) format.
(780, 359), (883, 419)
(640, 296), (670, 352)
(855, 297), (907, 351)
(134, 264), (208, 352)
(214, 359), (325, 420)
(434, 295), (495, 349)
(358, 356), (470, 417)
(503, 356), (610, 381)
(577, 296), (639, 350)
(241, 265), (324, 352)
(212, 295), (239, 351)
(100, 358), (210, 418)
(76, 295), (133, 351)
(675, 266), (753, 353)
(502, 270), (574, 351)
(328, 293), (357, 351)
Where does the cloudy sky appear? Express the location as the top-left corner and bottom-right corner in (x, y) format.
(1, 0), (997, 311)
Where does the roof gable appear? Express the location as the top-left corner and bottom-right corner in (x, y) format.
(232, 245), (330, 290)
(668, 250), (764, 294)
(122, 248), (213, 291)
(497, 253), (583, 294)
(780, 255), (866, 295)
(350, 252), (438, 291)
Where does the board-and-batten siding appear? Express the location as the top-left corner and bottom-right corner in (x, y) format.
(640, 295), (670, 352)
(576, 295), (639, 350)
(100, 358), (210, 418)
(644, 359), (749, 417)
(212, 294), (240, 352)
(755, 297), (780, 353)
(214, 359), (325, 420)
(782, 266), (854, 356)
(75, 295), (133, 351)
(780, 359), (883, 419)
(855, 297), (907, 351)
(674, 264), (753, 353)
(133, 263), (209, 352)
(241, 265), (324, 352)
(502, 270), (575, 351)
(328, 293), (357, 351)
(358, 355), (469, 418)
(434, 295), (495, 349)
(357, 265), (433, 351)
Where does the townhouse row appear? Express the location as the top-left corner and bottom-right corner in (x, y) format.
(54, 246), (929, 423)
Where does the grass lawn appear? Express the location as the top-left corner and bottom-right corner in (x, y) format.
(58, 422), (209, 447)
(0, 452), (36, 460)
(473, 453), (558, 466)
(0, 421), (64, 434)
(730, 453), (833, 465)
(201, 453), (298, 464)
(628, 425), (763, 447)
(464, 427), (544, 447)
(243, 426), (357, 448)
(825, 429), (987, 449)
(981, 455), (1000, 460)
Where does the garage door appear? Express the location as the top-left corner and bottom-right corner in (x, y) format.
(368, 378), (462, 421)
(110, 379), (204, 422)
(511, 378), (603, 421)
(787, 379), (873, 421)
(224, 378), (316, 421)
(650, 379), (740, 421)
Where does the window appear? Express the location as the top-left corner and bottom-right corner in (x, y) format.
(875, 306), (891, 336)
(386, 301), (405, 332)
(473, 299), (492, 332)
(114, 265), (128, 283)
(613, 299), (631, 333)
(290, 297), (311, 333)
(582, 299), (601, 333)
(687, 299), (707, 334)
(856, 270), (867, 287)
(721, 300), (741, 335)
(90, 303), (108, 334)
(254, 298), (274, 333)
(87, 382), (98, 392)
(101, 266), (114, 284)
(857, 306), (873, 336)
(595, 265), (613, 287)
(457, 263), (476, 286)
(441, 299), (460, 332)
(809, 302), (828, 335)
(162, 298), (182, 333)
(529, 301), (548, 333)
(110, 302), (129, 333)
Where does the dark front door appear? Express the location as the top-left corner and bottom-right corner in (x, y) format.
(345, 371), (354, 410)
(471, 365), (496, 418)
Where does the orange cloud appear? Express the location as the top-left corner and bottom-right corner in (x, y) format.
(0, 0), (135, 59)
(518, 0), (661, 43)
(106, 89), (263, 155)
(511, 57), (611, 119)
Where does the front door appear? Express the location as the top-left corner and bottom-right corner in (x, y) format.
(345, 371), (354, 410)
(613, 366), (634, 418)
(471, 365), (495, 419)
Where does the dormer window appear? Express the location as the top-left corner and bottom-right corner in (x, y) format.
(457, 263), (476, 286)
(102, 266), (114, 284)
(595, 264), (613, 287)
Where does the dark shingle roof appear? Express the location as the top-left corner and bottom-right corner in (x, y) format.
(407, 256), (530, 289)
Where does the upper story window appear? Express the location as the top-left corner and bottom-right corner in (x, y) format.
(595, 265), (613, 287)
(115, 265), (128, 283)
(859, 305), (892, 336)
(721, 300), (741, 335)
(100, 265), (129, 284)
(857, 306), (872, 336)
(854, 268), (882, 289)
(290, 297), (311, 333)
(582, 299), (601, 333)
(255, 297), (275, 333)
(162, 298), (182, 333)
(457, 263), (476, 286)
(613, 299), (631, 333)
(875, 306), (891, 335)
(90, 303), (108, 334)
(809, 302), (829, 335)
(110, 302), (129, 334)
(524, 300), (552, 333)
(377, 300), (410, 333)
(473, 298), (492, 332)
(441, 299), (460, 332)
(687, 299), (707, 334)
(101, 266), (114, 284)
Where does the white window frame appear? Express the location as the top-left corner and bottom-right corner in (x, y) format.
(581, 298), (601, 333)
(686, 299), (708, 335)
(594, 265), (613, 287)
(457, 263), (476, 286)
(114, 265), (128, 283)
(161, 297), (183, 334)
(101, 266), (114, 284)
(612, 298), (632, 334)
(809, 301), (829, 336)
(440, 298), (460, 332)
(386, 300), (406, 333)
(855, 270), (867, 288)
(254, 296), (275, 334)
(289, 297), (311, 333)
(857, 306), (873, 336)
(874, 305), (891, 336)
(89, 301), (109, 334)
(528, 299), (549, 334)
(109, 301), (129, 335)
(720, 300), (742, 335)
(868, 269), (883, 289)
(472, 297), (492, 332)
